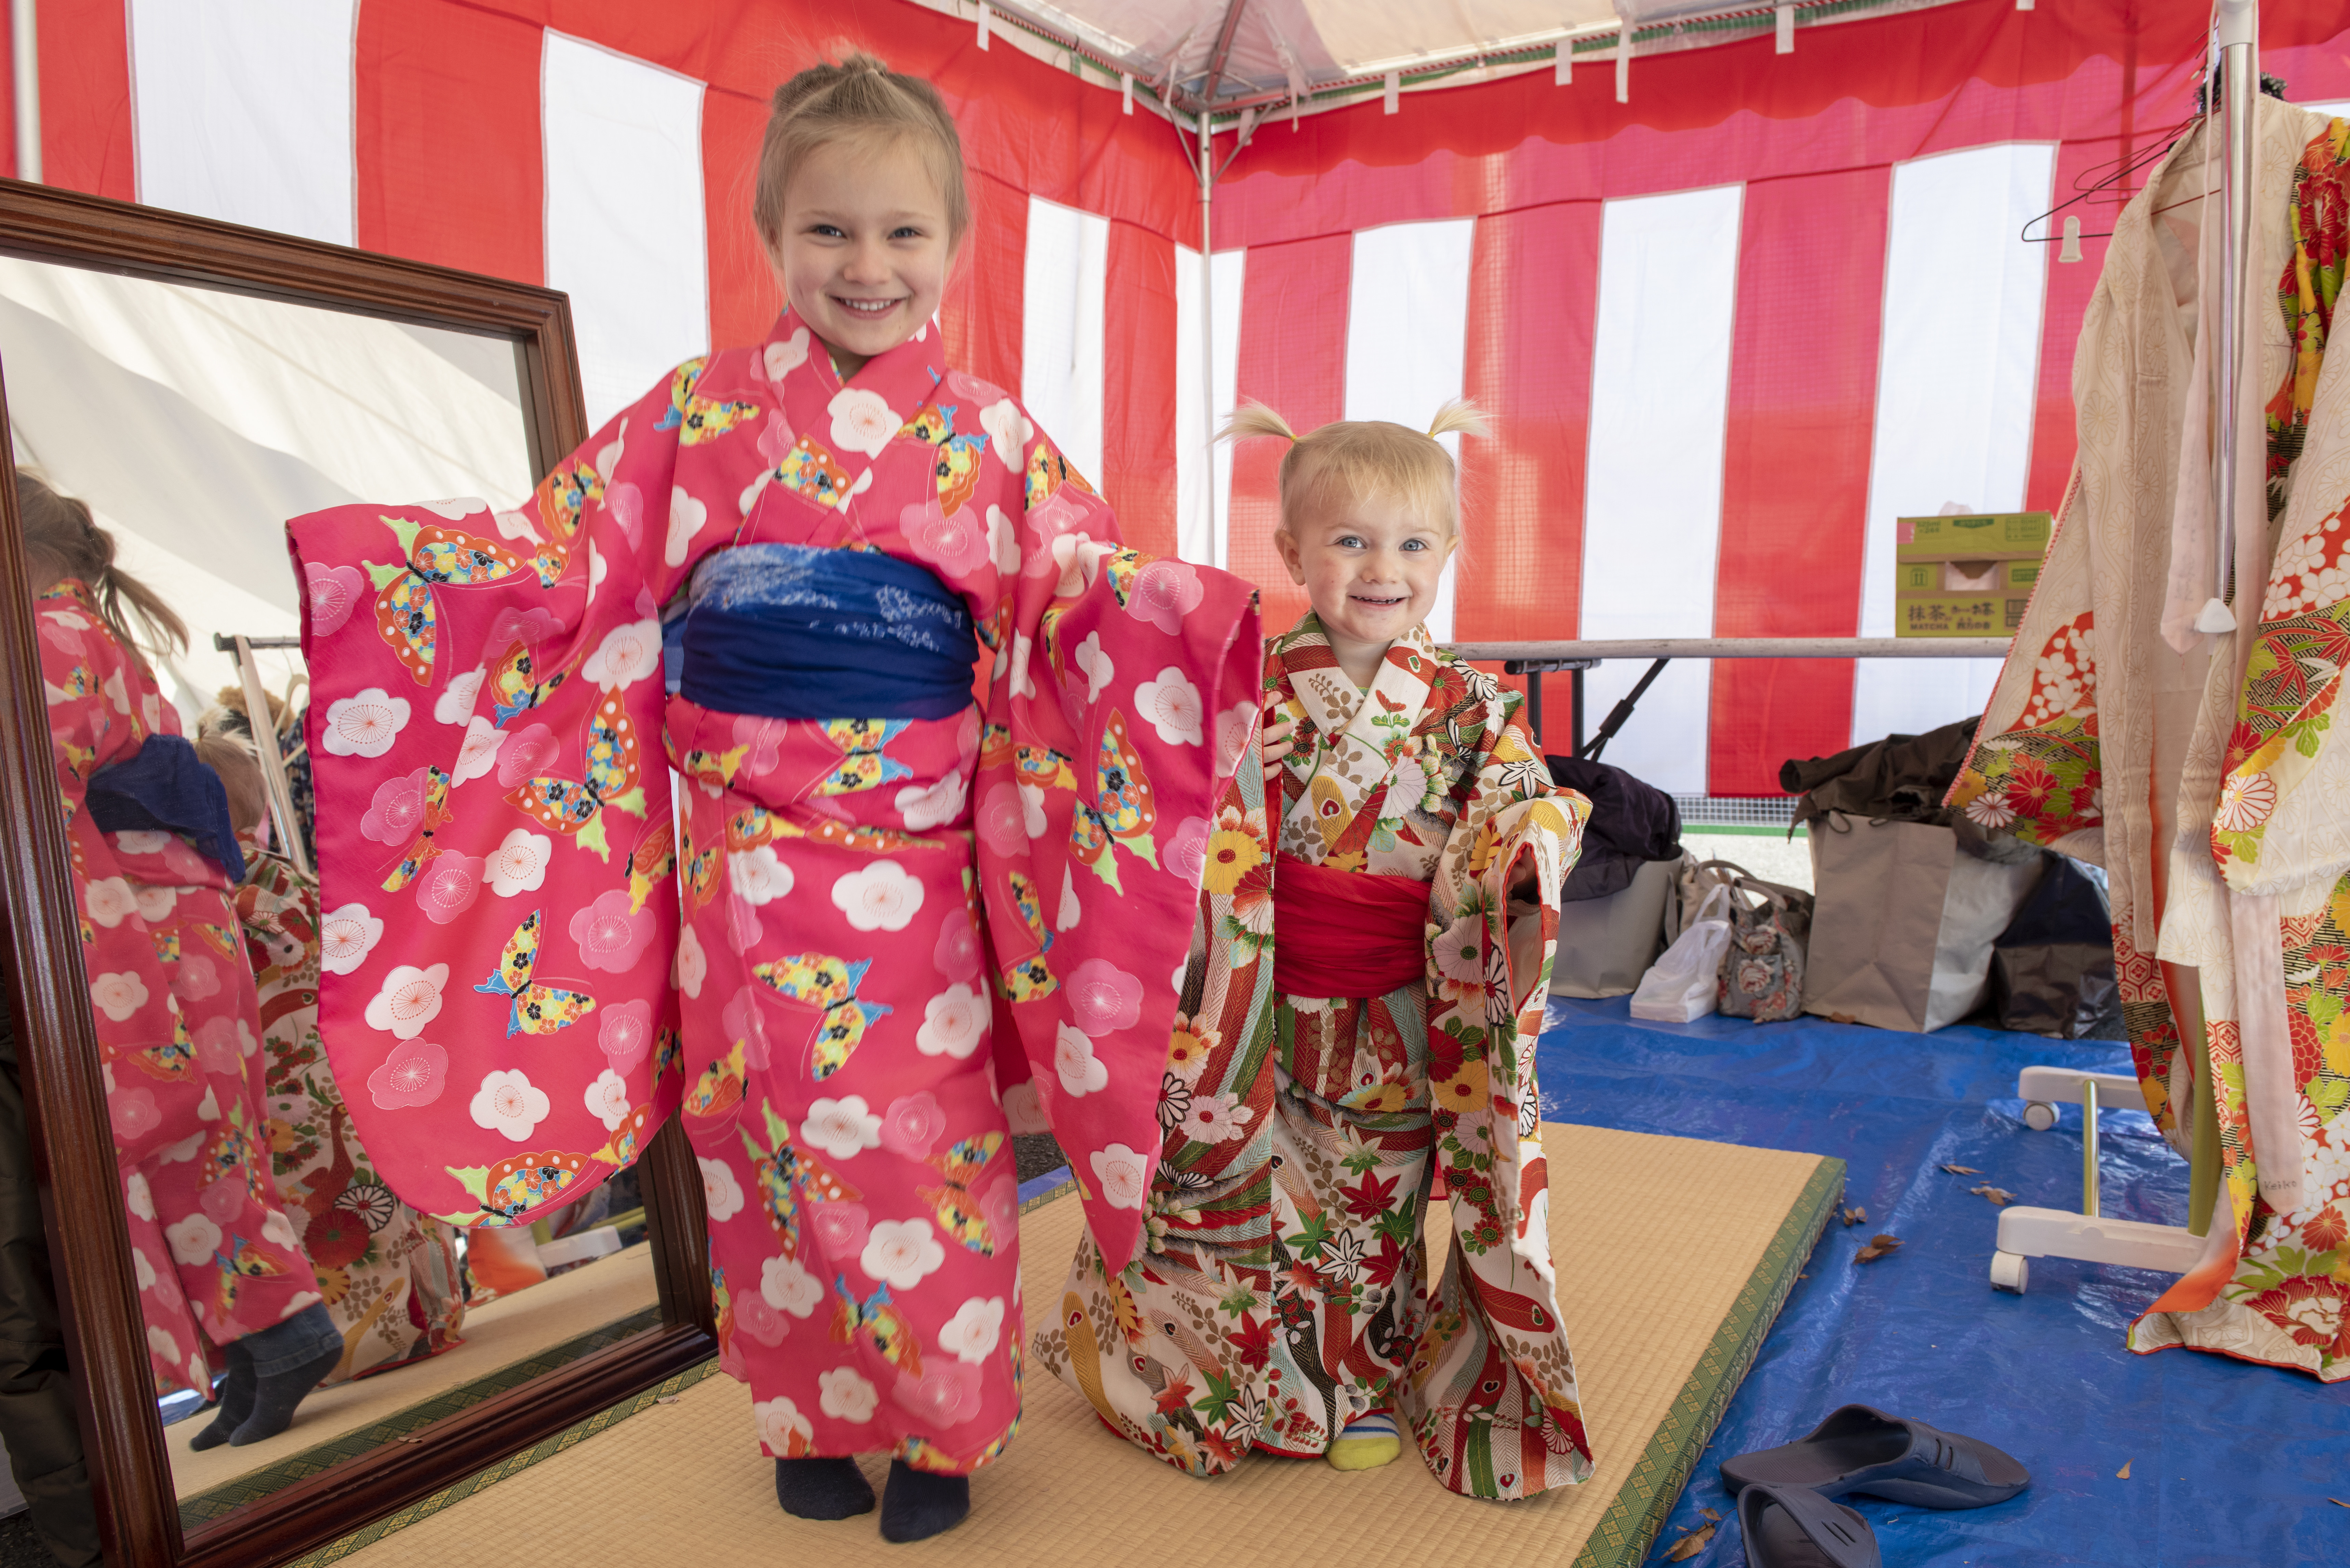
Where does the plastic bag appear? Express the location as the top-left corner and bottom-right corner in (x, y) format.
(1631, 882), (1734, 1023)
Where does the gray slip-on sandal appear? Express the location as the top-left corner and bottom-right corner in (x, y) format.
(1738, 1483), (1880, 1568)
(1721, 1404), (2030, 1509)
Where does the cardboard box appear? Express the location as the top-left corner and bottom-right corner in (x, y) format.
(1897, 594), (2030, 638)
(1893, 559), (2040, 595)
(1895, 511), (2052, 562)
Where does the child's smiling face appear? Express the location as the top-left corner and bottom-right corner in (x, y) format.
(1275, 490), (1456, 678)
(769, 134), (956, 377)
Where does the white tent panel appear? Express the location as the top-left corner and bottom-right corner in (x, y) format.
(1300, 0), (1615, 72)
(1851, 141), (2054, 745)
(1579, 183), (1744, 795)
(543, 32), (711, 430)
(130, 0), (359, 246)
(1345, 218), (1475, 639)
(1175, 245), (1244, 569)
(1020, 196), (1110, 485)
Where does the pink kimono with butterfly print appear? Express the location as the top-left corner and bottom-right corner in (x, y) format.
(37, 581), (325, 1398)
(288, 309), (1259, 1474)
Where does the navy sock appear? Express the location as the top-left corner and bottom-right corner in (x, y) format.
(186, 1345), (252, 1452)
(228, 1345), (339, 1446)
(774, 1457), (874, 1520)
(879, 1459), (968, 1544)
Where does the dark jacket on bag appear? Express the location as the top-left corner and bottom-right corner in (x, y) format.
(1780, 715), (2036, 865)
(1545, 755), (1682, 902)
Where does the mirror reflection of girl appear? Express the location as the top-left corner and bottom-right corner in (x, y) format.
(17, 471), (343, 1448)
(287, 51), (1258, 1547)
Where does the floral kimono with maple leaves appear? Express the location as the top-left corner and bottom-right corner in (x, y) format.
(1951, 107), (2350, 1378)
(235, 853), (464, 1384)
(36, 581), (325, 1397)
(1040, 616), (1595, 1499)
(288, 308), (1258, 1475)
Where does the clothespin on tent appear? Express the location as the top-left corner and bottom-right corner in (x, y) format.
(1776, 6), (1794, 53)
(1555, 41), (1572, 84)
(1122, 71), (1134, 114)
(1384, 71), (1400, 114)
(976, 1), (991, 51)
(1616, 31), (1631, 103)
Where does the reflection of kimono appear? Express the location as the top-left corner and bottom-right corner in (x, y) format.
(36, 583), (323, 1395)
(288, 309), (1259, 1473)
(1040, 617), (1595, 1498)
(234, 855), (464, 1383)
(1951, 108), (2350, 1377)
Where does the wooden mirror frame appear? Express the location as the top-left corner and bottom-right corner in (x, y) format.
(0, 178), (715, 1568)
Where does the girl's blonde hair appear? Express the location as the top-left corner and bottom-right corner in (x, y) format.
(194, 721), (267, 838)
(1218, 399), (1489, 537)
(752, 50), (971, 251)
(14, 469), (186, 665)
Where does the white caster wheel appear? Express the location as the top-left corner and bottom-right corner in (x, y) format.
(1990, 1251), (2029, 1294)
(2022, 1100), (2057, 1131)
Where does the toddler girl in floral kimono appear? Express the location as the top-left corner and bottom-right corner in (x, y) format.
(18, 471), (344, 1449)
(286, 54), (1257, 1544)
(1040, 405), (1596, 1499)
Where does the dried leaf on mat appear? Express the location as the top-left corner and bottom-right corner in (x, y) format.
(1970, 1184), (2017, 1206)
(2330, 1498), (2349, 1509)
(1855, 1233), (1904, 1263)
(1841, 1204), (1868, 1227)
(1941, 1164), (1982, 1175)
(2117, 1460), (2132, 1479)
(1661, 1523), (1716, 1560)
(1699, 1506), (1721, 1522)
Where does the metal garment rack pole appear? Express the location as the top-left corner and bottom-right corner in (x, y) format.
(213, 634), (311, 878)
(1443, 637), (2012, 756)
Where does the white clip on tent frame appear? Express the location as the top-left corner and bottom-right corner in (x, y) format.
(1986, 0), (2263, 1298)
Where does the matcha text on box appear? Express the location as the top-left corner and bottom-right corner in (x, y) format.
(1897, 595), (2029, 638)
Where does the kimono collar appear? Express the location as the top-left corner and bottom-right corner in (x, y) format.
(1276, 615), (1439, 764)
(742, 308), (950, 414)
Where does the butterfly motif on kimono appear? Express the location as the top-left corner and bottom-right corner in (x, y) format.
(372, 766), (455, 893)
(473, 910), (598, 1037)
(443, 1149), (594, 1225)
(211, 1235), (287, 1318)
(684, 1039), (749, 1125)
(919, 1133), (1006, 1256)
(364, 516), (544, 686)
(814, 718), (915, 796)
(833, 1276), (924, 1379)
(752, 952), (891, 1080)
(1024, 441), (1094, 510)
(1068, 711), (1160, 893)
(900, 402), (990, 516)
(999, 869), (1057, 1003)
(488, 637), (570, 726)
(627, 822), (676, 915)
(740, 1103), (860, 1254)
(657, 358), (760, 445)
(503, 693), (649, 861)
(592, 1101), (660, 1168)
(128, 1008), (200, 1083)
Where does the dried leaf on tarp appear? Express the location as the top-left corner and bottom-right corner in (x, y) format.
(1970, 1184), (2017, 1206)
(1941, 1164), (1982, 1175)
(1699, 1506), (1721, 1522)
(1855, 1233), (1904, 1263)
(1841, 1204), (1868, 1227)
(2117, 1460), (2132, 1479)
(2329, 1498), (2349, 1509)
(1661, 1523), (1716, 1560)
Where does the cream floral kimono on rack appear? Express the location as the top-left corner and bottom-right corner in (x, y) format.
(1039, 617), (1595, 1498)
(1951, 103), (2350, 1377)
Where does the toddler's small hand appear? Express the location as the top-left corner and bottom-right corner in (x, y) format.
(1260, 719), (1297, 767)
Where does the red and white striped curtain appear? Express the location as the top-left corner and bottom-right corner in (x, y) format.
(11, 0), (2350, 794)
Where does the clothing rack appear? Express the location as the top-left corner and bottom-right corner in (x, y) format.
(1438, 637), (2011, 756)
(212, 632), (311, 879)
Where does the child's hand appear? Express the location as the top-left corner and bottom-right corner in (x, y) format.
(1261, 719), (1297, 767)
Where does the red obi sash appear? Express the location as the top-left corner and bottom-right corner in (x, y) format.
(1271, 853), (1433, 1000)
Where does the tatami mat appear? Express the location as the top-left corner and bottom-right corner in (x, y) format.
(304, 1126), (1838, 1568)
(175, 1242), (661, 1516)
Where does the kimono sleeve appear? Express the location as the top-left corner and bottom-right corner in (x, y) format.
(35, 594), (206, 1159)
(970, 415), (1263, 1275)
(285, 370), (708, 1228)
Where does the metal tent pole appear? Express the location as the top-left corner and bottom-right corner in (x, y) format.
(11, 0), (38, 183)
(2212, 0), (2257, 620)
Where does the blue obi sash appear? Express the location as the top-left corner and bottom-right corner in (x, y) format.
(86, 733), (246, 882)
(675, 544), (978, 721)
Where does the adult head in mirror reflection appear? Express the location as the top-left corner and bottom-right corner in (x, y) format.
(286, 49), (1259, 1548)
(18, 470), (344, 1450)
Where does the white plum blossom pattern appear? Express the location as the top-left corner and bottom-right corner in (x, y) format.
(434, 666), (487, 726)
(800, 1095), (883, 1160)
(730, 844), (795, 906)
(488, 829), (554, 897)
(451, 715), (507, 785)
(364, 963), (448, 1039)
(831, 861), (923, 932)
(1074, 632), (1114, 702)
(829, 387), (900, 458)
(583, 1068), (631, 1131)
(895, 772), (967, 832)
(582, 620), (662, 690)
(860, 1218), (946, 1289)
(1055, 1023), (1108, 1098)
(165, 1213), (221, 1266)
(666, 485), (709, 568)
(83, 877), (134, 929)
(1136, 666), (1204, 747)
(938, 1296), (1006, 1364)
(761, 1254), (824, 1317)
(322, 688), (410, 759)
(318, 903), (385, 975)
(469, 1069), (551, 1143)
(1090, 1144), (1151, 1211)
(916, 984), (987, 1059)
(818, 1366), (879, 1422)
(676, 925), (708, 998)
(90, 971), (150, 1023)
(978, 398), (1032, 461)
(754, 1396), (814, 1456)
(700, 1156), (744, 1222)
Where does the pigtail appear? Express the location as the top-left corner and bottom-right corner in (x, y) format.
(1217, 400), (1299, 446)
(1425, 398), (1490, 442)
(13, 469), (187, 663)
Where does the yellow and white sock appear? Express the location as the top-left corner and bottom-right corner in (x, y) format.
(1326, 1410), (1401, 1472)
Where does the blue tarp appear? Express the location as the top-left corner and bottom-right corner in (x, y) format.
(1537, 997), (2349, 1568)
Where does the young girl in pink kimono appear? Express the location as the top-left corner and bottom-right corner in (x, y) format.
(286, 55), (1258, 1542)
(18, 472), (343, 1448)
(1041, 406), (1596, 1499)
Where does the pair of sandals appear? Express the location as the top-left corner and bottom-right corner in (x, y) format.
(1721, 1405), (2031, 1567)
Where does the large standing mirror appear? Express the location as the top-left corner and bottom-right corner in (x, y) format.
(0, 180), (713, 1568)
